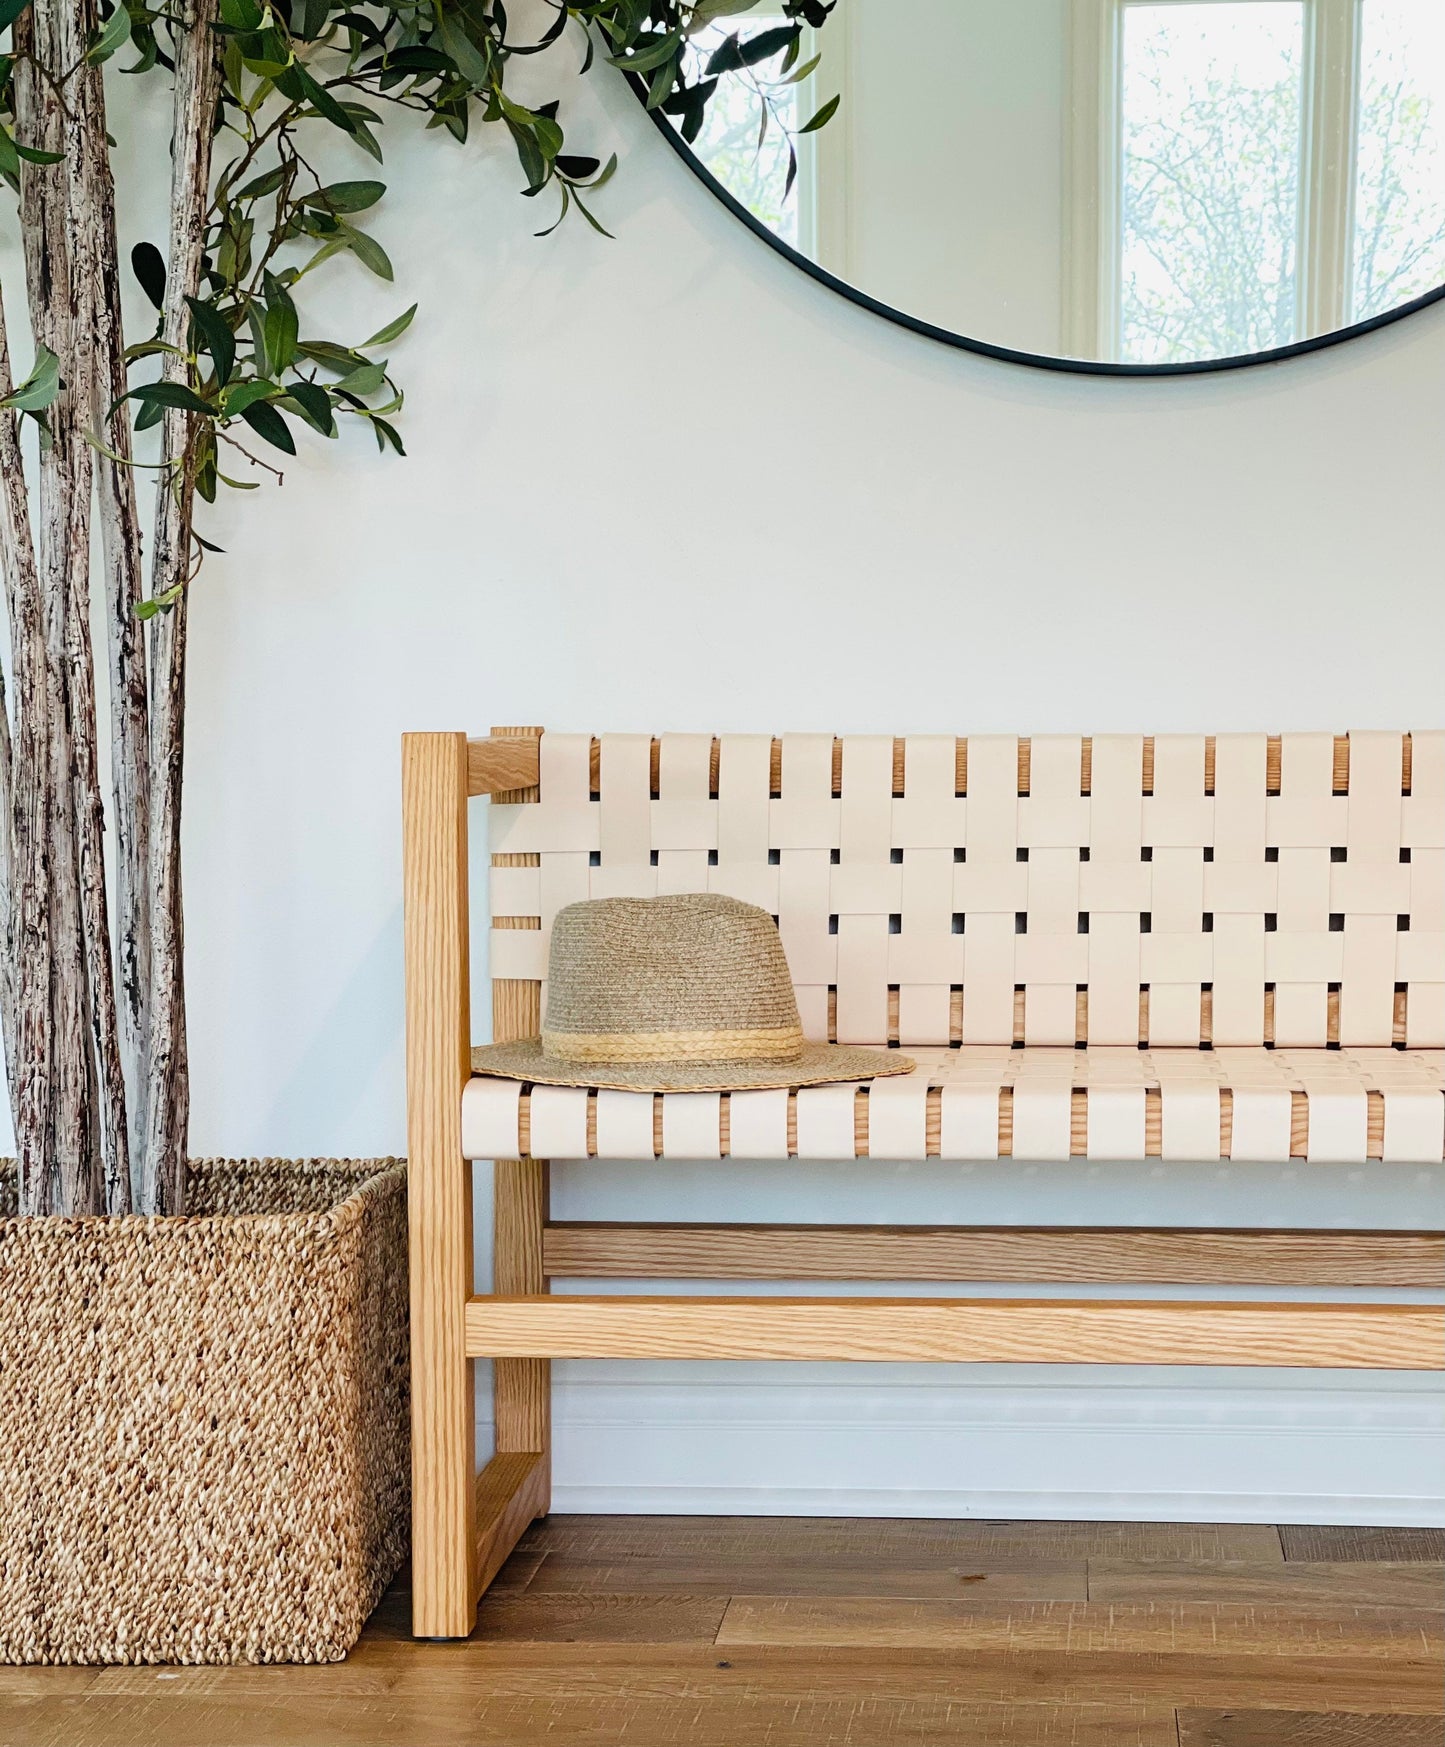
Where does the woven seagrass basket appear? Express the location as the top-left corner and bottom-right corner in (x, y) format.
(0, 1157), (408, 1664)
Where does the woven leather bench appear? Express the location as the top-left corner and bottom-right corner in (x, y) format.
(402, 727), (1445, 1637)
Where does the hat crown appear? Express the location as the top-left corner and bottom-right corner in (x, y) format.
(542, 894), (804, 1066)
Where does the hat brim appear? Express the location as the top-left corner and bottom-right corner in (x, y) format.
(469, 1038), (916, 1094)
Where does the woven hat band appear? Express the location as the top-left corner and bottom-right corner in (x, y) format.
(541, 1023), (806, 1066)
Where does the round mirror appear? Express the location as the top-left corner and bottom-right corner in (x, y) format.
(647, 1), (1445, 373)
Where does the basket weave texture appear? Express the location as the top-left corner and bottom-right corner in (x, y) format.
(0, 1157), (408, 1665)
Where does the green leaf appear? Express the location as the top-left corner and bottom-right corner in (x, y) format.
(783, 51), (821, 86)
(506, 118), (547, 194)
(295, 340), (367, 374)
(335, 359), (385, 396)
(186, 297), (236, 386)
(135, 583), (185, 621)
(217, 0), (263, 30)
(119, 381), (213, 417)
(238, 399), (296, 454)
(131, 240), (166, 310)
(84, 4), (130, 64)
(274, 63), (357, 133)
(220, 378), (279, 416)
(571, 188), (614, 240)
(278, 381), (335, 434)
(340, 224), (393, 280)
(235, 165), (285, 200)
(683, 0), (757, 33)
(436, 13), (490, 85)
(0, 344), (60, 414)
(339, 107), (384, 163)
(371, 415), (405, 455)
(238, 26), (293, 76)
(797, 92), (840, 134)
(302, 178), (385, 214)
(262, 274), (299, 373)
(613, 29), (682, 73)
(0, 0), (33, 33)
(737, 24), (798, 67)
(362, 303), (416, 347)
(0, 124), (63, 170)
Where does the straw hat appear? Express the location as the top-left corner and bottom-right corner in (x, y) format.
(471, 893), (916, 1093)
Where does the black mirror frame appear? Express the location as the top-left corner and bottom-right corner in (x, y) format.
(637, 78), (1445, 377)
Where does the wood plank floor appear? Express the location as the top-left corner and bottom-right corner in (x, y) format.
(4, 1517), (1441, 1746)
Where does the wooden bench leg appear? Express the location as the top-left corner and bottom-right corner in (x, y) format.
(403, 731), (476, 1639)
(494, 1158), (552, 1485)
(475, 1156), (552, 1596)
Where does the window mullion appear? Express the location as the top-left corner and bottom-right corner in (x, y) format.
(1299, 0), (1363, 336)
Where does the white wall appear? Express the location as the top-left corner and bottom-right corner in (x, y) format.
(11, 27), (1445, 1519)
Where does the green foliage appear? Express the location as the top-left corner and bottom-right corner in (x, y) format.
(2, 0), (836, 602)
(0, 340), (59, 416)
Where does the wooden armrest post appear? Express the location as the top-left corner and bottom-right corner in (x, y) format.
(403, 732), (476, 1638)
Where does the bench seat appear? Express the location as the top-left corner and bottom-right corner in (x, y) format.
(403, 729), (1445, 1640)
(463, 1044), (1445, 1165)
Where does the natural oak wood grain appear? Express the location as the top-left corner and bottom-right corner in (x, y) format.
(492, 1160), (550, 1472)
(1176, 1711), (1445, 1746)
(1281, 1527), (1445, 1564)
(520, 1554), (1089, 1600)
(82, 1642), (1444, 1717)
(467, 730), (546, 797)
(2, 1691), (1180, 1747)
(473, 1453), (548, 1599)
(515, 1515), (1287, 1563)
(487, 727), (550, 1531)
(472, 1589), (730, 1644)
(464, 1293), (1444, 1369)
(25, 1518), (1437, 1746)
(402, 731), (476, 1639)
(541, 1223), (1445, 1288)
(715, 1595), (1445, 1657)
(1088, 1562), (1445, 1609)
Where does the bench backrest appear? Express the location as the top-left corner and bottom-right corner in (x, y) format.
(484, 732), (1443, 1050)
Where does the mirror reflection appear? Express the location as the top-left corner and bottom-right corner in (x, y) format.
(666, 1), (1445, 366)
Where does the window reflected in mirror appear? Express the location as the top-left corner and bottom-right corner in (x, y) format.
(661, 0), (1445, 369)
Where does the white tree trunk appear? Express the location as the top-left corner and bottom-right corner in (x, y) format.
(140, 0), (223, 1216)
(0, 287), (44, 1180)
(13, 0), (103, 1215)
(84, 56), (152, 1203)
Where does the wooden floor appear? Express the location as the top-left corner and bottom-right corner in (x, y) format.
(6, 1517), (1443, 1746)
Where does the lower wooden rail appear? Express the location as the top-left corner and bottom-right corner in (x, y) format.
(540, 1223), (1445, 1287)
(473, 1451), (548, 1598)
(465, 1294), (1445, 1370)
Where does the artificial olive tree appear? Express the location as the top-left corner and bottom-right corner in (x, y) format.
(0, 0), (832, 1214)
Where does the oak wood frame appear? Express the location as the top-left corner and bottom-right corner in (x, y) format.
(404, 730), (1445, 1638)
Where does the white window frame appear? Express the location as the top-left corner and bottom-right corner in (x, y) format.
(1065, 0), (1365, 361)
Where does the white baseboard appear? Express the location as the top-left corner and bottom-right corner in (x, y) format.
(540, 1485), (1445, 1525)
(476, 1368), (1445, 1525)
